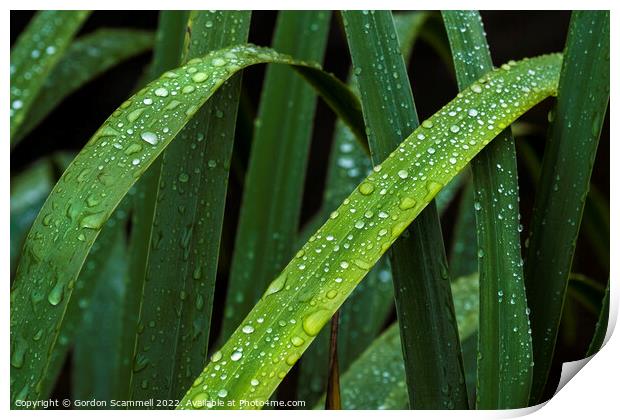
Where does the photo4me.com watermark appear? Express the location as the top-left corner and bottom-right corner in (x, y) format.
(13, 398), (307, 409)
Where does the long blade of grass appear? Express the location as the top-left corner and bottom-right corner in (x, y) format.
(10, 152), (133, 399)
(8, 42), (374, 406)
(524, 11), (610, 403)
(443, 11), (533, 408)
(14, 29), (154, 142)
(297, 11), (430, 405)
(10, 10), (90, 143)
(221, 11), (331, 340)
(39, 199), (131, 399)
(317, 273), (479, 410)
(342, 10), (467, 409)
(117, 10), (189, 401)
(72, 227), (128, 403)
(177, 53), (563, 409)
(128, 10), (251, 402)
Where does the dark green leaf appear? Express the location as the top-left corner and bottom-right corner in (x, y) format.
(221, 11), (331, 339)
(343, 10), (467, 409)
(524, 10), (610, 403)
(443, 10), (532, 408)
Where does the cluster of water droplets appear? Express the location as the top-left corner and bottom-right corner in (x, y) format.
(11, 44), (309, 403)
(10, 11), (88, 133)
(180, 54), (563, 407)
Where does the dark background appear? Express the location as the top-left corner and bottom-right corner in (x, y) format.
(10, 10), (610, 405)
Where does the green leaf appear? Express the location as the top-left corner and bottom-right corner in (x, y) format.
(318, 273), (479, 410)
(342, 10), (467, 409)
(9, 153), (134, 401)
(72, 227), (128, 403)
(10, 10), (90, 143)
(14, 28), (154, 142)
(118, 10), (190, 401)
(176, 53), (563, 409)
(8, 42), (368, 406)
(221, 12), (332, 340)
(39, 199), (132, 399)
(524, 11), (610, 403)
(443, 10), (532, 408)
(297, 11), (430, 405)
(128, 10), (251, 402)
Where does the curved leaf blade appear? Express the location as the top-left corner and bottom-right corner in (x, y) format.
(117, 10), (190, 401)
(14, 28), (155, 142)
(222, 11), (331, 341)
(321, 273), (479, 410)
(443, 10), (533, 408)
(9, 43), (364, 405)
(176, 53), (563, 409)
(128, 10), (251, 402)
(10, 10), (90, 142)
(342, 10), (467, 409)
(524, 11), (610, 402)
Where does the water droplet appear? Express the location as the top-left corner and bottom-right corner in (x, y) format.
(217, 389), (228, 398)
(141, 131), (158, 145)
(47, 282), (64, 306)
(133, 353), (149, 372)
(86, 195), (100, 208)
(124, 143), (142, 155)
(399, 197), (416, 210)
(211, 351), (222, 362)
(397, 169), (408, 179)
(191, 392), (208, 408)
(291, 336), (305, 347)
(425, 181), (443, 200)
(359, 182), (374, 195)
(242, 325), (255, 334)
(79, 211), (106, 230)
(127, 108), (145, 122)
(302, 309), (331, 336)
(421, 120), (433, 128)
(178, 173), (189, 183)
(264, 273), (287, 297)
(230, 351), (243, 361)
(195, 294), (204, 310)
(11, 339), (26, 368)
(192, 72), (208, 83)
(286, 353), (299, 366)
(154, 87), (169, 97)
(450, 125), (460, 133)
(353, 259), (371, 270)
